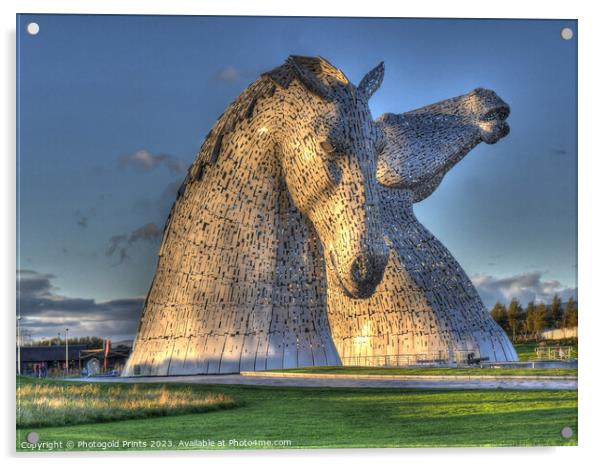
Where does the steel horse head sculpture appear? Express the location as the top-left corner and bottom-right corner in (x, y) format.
(327, 86), (518, 363)
(124, 56), (516, 376)
(124, 56), (389, 375)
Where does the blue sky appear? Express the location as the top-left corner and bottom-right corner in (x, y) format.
(16, 15), (577, 340)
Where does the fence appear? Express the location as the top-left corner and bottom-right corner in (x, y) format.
(341, 350), (483, 367)
(535, 346), (574, 360)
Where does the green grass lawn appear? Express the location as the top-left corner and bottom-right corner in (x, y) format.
(514, 341), (578, 361)
(263, 340), (579, 377)
(16, 377), (577, 450)
(266, 366), (577, 377)
(17, 378), (237, 428)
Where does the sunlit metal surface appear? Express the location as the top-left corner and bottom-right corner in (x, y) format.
(328, 88), (517, 363)
(123, 57), (516, 376)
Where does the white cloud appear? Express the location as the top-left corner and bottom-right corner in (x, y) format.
(215, 66), (240, 82)
(119, 150), (186, 174)
(471, 271), (577, 308)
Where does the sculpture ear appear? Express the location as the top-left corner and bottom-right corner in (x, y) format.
(287, 56), (334, 101)
(358, 62), (385, 99)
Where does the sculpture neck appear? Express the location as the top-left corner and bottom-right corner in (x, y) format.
(378, 187), (417, 223)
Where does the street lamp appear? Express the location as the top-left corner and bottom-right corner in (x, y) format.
(65, 328), (69, 377)
(16, 316), (22, 376)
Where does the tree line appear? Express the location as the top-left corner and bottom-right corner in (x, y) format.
(489, 295), (577, 341)
(23, 336), (105, 348)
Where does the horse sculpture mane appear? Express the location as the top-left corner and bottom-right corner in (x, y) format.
(197, 56), (349, 166)
(168, 56), (355, 214)
(159, 78), (277, 247)
(161, 56), (351, 254)
(124, 56), (517, 377)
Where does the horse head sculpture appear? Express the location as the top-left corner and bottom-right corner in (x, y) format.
(376, 88), (510, 199)
(124, 56), (392, 375)
(327, 85), (517, 363)
(124, 57), (518, 376)
(264, 56), (389, 298)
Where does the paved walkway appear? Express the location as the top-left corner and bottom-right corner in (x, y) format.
(79, 373), (577, 390)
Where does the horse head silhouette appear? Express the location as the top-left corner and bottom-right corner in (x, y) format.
(264, 56), (389, 298)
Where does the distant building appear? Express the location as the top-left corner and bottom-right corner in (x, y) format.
(17, 345), (88, 377)
(17, 343), (133, 377)
(80, 344), (131, 376)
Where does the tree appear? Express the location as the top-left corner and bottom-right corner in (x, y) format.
(533, 302), (548, 336)
(490, 302), (508, 331)
(27, 335), (104, 348)
(523, 301), (534, 337)
(506, 298), (522, 341)
(562, 297), (578, 328)
(549, 294), (563, 329)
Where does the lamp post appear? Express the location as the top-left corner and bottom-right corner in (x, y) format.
(65, 328), (69, 377)
(17, 316), (22, 375)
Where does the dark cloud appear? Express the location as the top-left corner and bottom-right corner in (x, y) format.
(119, 149), (186, 174)
(106, 223), (162, 265)
(471, 271), (577, 308)
(17, 270), (144, 340)
(106, 234), (129, 264)
(17, 270), (56, 297)
(215, 66), (241, 82)
(75, 208), (96, 228)
(75, 212), (89, 228)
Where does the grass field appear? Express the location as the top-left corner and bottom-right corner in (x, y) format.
(514, 341), (578, 361)
(267, 366), (577, 377)
(17, 380), (237, 428)
(265, 341), (579, 377)
(16, 376), (577, 450)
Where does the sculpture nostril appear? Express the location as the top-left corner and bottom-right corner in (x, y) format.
(482, 105), (510, 122)
(351, 255), (372, 284)
(350, 249), (388, 287)
(500, 121), (510, 138)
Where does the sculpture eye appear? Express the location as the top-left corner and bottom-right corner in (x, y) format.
(320, 140), (336, 154)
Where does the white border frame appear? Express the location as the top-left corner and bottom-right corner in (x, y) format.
(3, 1), (600, 464)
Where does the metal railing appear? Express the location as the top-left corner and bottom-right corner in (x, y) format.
(535, 346), (574, 360)
(341, 350), (483, 367)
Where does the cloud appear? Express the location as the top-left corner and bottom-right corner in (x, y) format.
(75, 210), (89, 228)
(106, 223), (162, 265)
(471, 271), (577, 308)
(119, 150), (187, 174)
(106, 234), (130, 264)
(552, 148), (568, 156)
(129, 223), (161, 243)
(17, 270), (56, 297)
(17, 270), (144, 340)
(215, 66), (240, 82)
